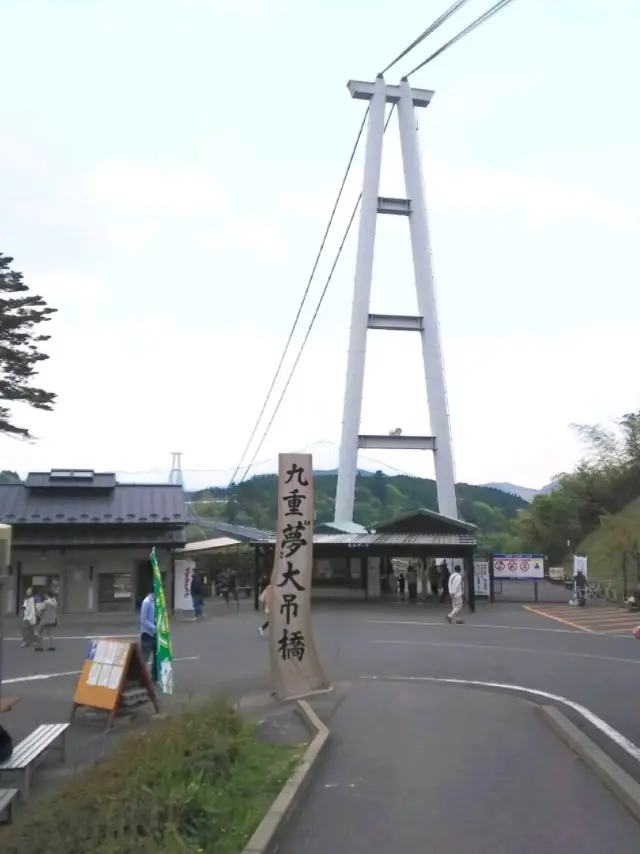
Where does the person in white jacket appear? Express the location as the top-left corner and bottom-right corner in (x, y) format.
(446, 565), (464, 624)
(21, 587), (37, 647)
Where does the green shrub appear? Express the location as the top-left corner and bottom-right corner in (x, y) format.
(0, 698), (300, 854)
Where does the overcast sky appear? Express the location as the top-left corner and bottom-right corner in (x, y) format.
(1, 0), (638, 489)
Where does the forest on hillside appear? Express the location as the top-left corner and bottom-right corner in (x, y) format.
(188, 471), (528, 555)
(512, 411), (640, 588)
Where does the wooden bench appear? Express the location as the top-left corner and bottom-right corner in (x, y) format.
(0, 723), (69, 801)
(0, 788), (19, 824)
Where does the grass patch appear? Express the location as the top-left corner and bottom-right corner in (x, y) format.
(0, 699), (302, 854)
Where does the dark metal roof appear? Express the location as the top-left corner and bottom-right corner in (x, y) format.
(10, 527), (186, 548)
(25, 471), (116, 489)
(260, 532), (476, 547)
(315, 521), (368, 535)
(0, 483), (187, 526)
(375, 508), (477, 534)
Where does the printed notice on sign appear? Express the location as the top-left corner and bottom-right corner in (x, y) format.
(106, 665), (123, 690)
(87, 662), (102, 686)
(493, 554), (544, 580)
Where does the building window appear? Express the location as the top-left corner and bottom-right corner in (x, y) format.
(98, 573), (133, 611)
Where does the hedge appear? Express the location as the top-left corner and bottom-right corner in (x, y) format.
(0, 699), (300, 854)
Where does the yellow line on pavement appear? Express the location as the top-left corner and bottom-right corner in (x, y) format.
(522, 605), (594, 632)
(559, 614), (636, 624)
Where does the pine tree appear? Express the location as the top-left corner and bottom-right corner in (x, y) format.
(0, 253), (57, 438)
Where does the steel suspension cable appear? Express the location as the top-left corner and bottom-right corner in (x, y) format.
(405, 0), (518, 77)
(238, 107), (397, 484)
(235, 0), (523, 484)
(381, 0), (474, 74)
(227, 110), (369, 487)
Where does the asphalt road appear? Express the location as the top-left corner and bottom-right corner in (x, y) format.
(279, 680), (640, 854)
(2, 600), (640, 775)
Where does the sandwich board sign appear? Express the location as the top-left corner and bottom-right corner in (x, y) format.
(72, 638), (158, 728)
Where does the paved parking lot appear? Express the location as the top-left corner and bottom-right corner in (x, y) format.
(524, 603), (640, 635)
(2, 599), (640, 790)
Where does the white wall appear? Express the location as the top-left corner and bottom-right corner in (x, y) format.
(7, 547), (173, 616)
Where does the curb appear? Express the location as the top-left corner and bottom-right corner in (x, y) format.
(539, 705), (640, 823)
(242, 699), (330, 854)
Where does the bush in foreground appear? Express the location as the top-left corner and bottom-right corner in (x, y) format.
(0, 698), (301, 854)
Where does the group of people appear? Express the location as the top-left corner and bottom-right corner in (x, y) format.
(20, 586), (58, 650)
(189, 568), (243, 618)
(391, 561), (466, 624)
(390, 564), (420, 601)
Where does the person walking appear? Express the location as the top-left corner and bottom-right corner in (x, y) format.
(439, 561), (450, 604)
(190, 570), (205, 620)
(446, 565), (465, 625)
(407, 564), (418, 603)
(258, 583), (272, 637)
(34, 590), (58, 651)
(428, 563), (441, 598)
(227, 568), (240, 611)
(574, 569), (587, 608)
(140, 586), (158, 683)
(21, 587), (37, 647)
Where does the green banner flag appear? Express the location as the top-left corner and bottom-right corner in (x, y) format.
(151, 547), (174, 695)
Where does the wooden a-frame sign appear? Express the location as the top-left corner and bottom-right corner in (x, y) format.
(71, 638), (158, 729)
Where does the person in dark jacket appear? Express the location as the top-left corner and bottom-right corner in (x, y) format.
(190, 571), (205, 620)
(226, 569), (240, 611)
(439, 561), (450, 604)
(574, 569), (587, 607)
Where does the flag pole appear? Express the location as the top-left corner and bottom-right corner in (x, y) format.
(150, 547), (174, 695)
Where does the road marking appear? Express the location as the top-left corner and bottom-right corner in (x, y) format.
(4, 633), (138, 642)
(531, 609), (637, 622)
(361, 675), (640, 762)
(524, 606), (639, 635)
(367, 619), (595, 636)
(3, 670), (81, 684)
(522, 605), (595, 632)
(598, 627), (639, 635)
(372, 639), (640, 665)
(2, 655), (200, 685)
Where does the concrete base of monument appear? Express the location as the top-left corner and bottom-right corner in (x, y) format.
(274, 685), (335, 702)
(241, 699), (330, 854)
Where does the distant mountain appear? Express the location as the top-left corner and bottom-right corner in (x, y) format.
(483, 481), (558, 502)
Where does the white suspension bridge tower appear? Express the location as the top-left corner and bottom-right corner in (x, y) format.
(334, 75), (458, 524)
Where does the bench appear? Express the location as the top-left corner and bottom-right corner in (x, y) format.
(0, 788), (19, 824)
(0, 723), (69, 801)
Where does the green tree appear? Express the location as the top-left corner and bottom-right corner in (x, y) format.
(370, 470), (388, 505)
(186, 472), (527, 540)
(0, 253), (57, 438)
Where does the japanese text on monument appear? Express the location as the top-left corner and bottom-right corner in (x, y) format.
(276, 461), (311, 662)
